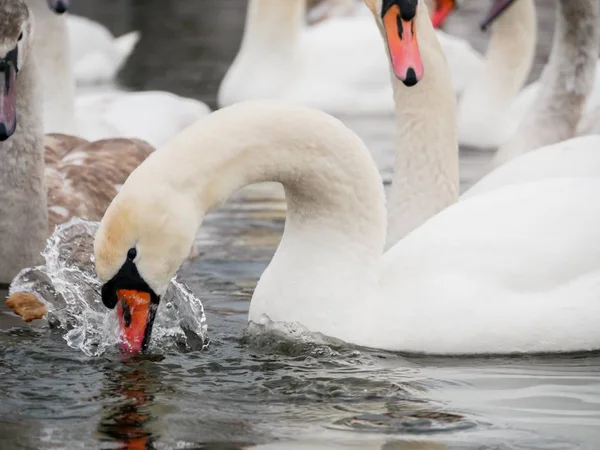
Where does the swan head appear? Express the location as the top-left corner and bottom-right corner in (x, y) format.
(480, 0), (515, 31)
(0, 0), (32, 141)
(47, 0), (69, 14)
(431, 0), (456, 28)
(363, 0), (425, 86)
(94, 179), (198, 354)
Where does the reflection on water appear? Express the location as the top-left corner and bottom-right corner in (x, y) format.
(97, 361), (162, 450)
(2, 1), (599, 450)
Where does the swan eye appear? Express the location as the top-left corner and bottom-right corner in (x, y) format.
(17, 32), (23, 42)
(127, 248), (137, 261)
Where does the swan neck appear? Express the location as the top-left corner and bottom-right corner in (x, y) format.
(129, 101), (387, 281)
(479, 0), (536, 102)
(386, 1), (458, 247)
(0, 58), (48, 283)
(27, 0), (76, 134)
(241, 0), (305, 53)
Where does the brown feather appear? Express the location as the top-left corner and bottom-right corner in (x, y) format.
(44, 134), (154, 231)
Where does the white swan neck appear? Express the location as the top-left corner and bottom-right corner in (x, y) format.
(154, 101), (386, 252)
(0, 59), (48, 283)
(459, 0), (536, 118)
(217, 0), (305, 106)
(242, 0), (305, 51)
(386, 1), (458, 248)
(27, 0), (76, 134)
(495, 0), (599, 164)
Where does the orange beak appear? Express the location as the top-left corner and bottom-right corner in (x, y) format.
(431, 0), (456, 29)
(383, 5), (424, 87)
(116, 289), (156, 354)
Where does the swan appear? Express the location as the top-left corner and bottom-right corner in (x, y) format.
(66, 14), (140, 86)
(491, 0), (600, 166)
(29, 0), (210, 149)
(94, 0), (600, 355)
(0, 0), (152, 285)
(455, 0), (537, 149)
(218, 0), (483, 112)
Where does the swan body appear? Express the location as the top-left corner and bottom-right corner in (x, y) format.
(66, 14), (140, 86)
(75, 90), (211, 149)
(464, 135), (600, 199)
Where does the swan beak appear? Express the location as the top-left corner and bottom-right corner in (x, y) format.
(47, 0), (69, 14)
(382, 4), (424, 87)
(116, 289), (158, 354)
(0, 52), (18, 142)
(480, 0), (516, 31)
(431, 0), (456, 29)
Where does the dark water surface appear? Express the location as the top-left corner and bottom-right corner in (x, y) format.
(2, 1), (600, 449)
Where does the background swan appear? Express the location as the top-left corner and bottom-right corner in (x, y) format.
(66, 14), (140, 86)
(94, 0), (600, 355)
(455, 0), (536, 149)
(492, 0), (600, 166)
(30, 0), (210, 148)
(0, 0), (152, 284)
(219, 0), (483, 113)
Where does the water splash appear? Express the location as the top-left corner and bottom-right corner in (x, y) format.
(9, 219), (209, 357)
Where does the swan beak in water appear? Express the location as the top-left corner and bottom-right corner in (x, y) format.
(431, 0), (456, 29)
(0, 48), (18, 142)
(47, 0), (69, 14)
(381, 0), (424, 87)
(101, 255), (159, 354)
(480, 0), (515, 31)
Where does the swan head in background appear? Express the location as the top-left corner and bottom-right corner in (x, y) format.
(95, 178), (198, 353)
(0, 0), (32, 141)
(431, 0), (456, 29)
(47, 0), (69, 14)
(480, 0), (516, 31)
(364, 0), (424, 86)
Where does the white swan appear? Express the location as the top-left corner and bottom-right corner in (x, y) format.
(29, 0), (210, 149)
(94, 0), (600, 355)
(218, 0), (483, 112)
(456, 0), (536, 149)
(66, 14), (140, 86)
(491, 0), (600, 165)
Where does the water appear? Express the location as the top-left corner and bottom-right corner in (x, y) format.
(2, 1), (600, 449)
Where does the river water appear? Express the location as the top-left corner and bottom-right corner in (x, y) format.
(2, 1), (600, 449)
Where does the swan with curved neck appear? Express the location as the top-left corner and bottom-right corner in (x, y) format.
(0, 0), (152, 284)
(94, 0), (600, 356)
(492, 0), (600, 166)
